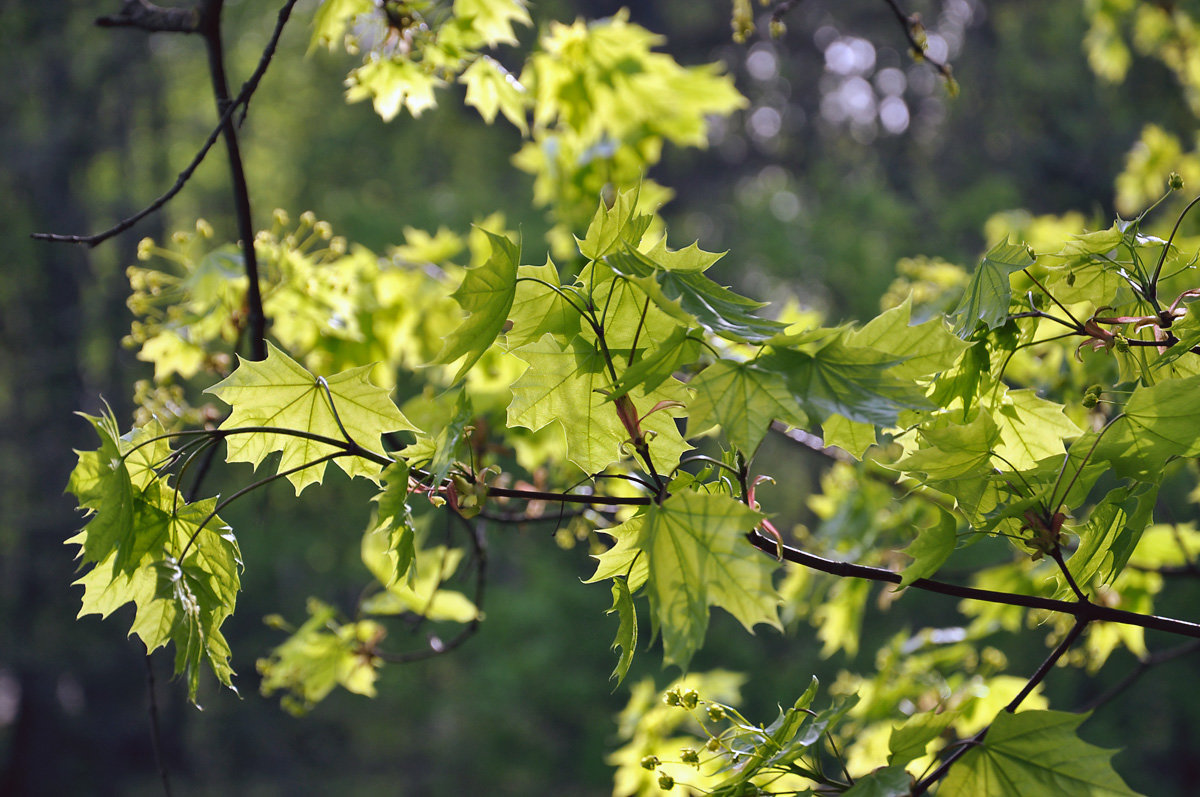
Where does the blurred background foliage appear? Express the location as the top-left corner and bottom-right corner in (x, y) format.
(4, 0), (1200, 794)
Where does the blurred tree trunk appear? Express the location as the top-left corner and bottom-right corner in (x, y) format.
(0, 2), (172, 793)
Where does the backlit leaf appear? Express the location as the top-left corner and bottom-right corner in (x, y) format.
(206, 341), (415, 494)
(953, 240), (1034, 337)
(939, 710), (1140, 796)
(435, 229), (520, 379)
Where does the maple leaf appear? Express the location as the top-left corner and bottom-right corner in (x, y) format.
(435, 228), (520, 380)
(206, 341), (415, 495)
(940, 710), (1140, 796)
(506, 334), (689, 475)
(687, 359), (807, 454)
(633, 491), (781, 669)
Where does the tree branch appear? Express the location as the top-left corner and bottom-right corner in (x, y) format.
(96, 0), (199, 33)
(744, 529), (1200, 639)
(32, 0), (299, 254)
(912, 619), (1088, 795)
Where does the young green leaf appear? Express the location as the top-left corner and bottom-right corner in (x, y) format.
(606, 248), (786, 343)
(632, 492), (780, 669)
(687, 359), (807, 454)
(846, 296), (970, 379)
(507, 334), (689, 474)
(953, 240), (1034, 337)
(607, 577), (638, 685)
(939, 710), (1140, 796)
(762, 338), (936, 426)
(897, 508), (957, 588)
(435, 228), (520, 380)
(206, 341), (416, 494)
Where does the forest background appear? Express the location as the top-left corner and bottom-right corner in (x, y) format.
(3, 0), (1200, 794)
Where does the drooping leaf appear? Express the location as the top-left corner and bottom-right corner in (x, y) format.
(368, 462), (415, 587)
(607, 577), (638, 685)
(897, 508), (957, 588)
(633, 491), (780, 669)
(939, 710), (1140, 796)
(346, 57), (443, 121)
(687, 359), (807, 454)
(435, 228), (520, 380)
(953, 240), (1034, 337)
(361, 540), (479, 623)
(1059, 484), (1158, 597)
(206, 341), (416, 495)
(821, 414), (878, 459)
(73, 493), (241, 704)
(587, 517), (649, 590)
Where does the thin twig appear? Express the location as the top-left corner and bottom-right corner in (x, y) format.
(743, 529), (1200, 639)
(1076, 639), (1200, 713)
(32, 0), (300, 252)
(144, 653), (174, 797)
(912, 619), (1087, 795)
(198, 0), (268, 359)
(97, 0), (198, 32)
(882, 0), (953, 81)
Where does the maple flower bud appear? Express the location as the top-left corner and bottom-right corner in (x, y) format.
(1113, 333), (1130, 353)
(769, 19), (786, 38)
(640, 755), (660, 770)
(137, 237), (155, 261)
(681, 688), (700, 709)
(195, 218), (214, 238)
(664, 689), (682, 706)
(300, 210), (317, 227)
(1082, 392), (1099, 409)
(707, 705), (726, 722)
(706, 737), (722, 752)
(657, 772), (675, 790)
(1169, 172), (1185, 191)
(680, 747), (699, 765)
(273, 208), (289, 227)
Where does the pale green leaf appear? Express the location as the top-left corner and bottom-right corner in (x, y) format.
(507, 259), (581, 346)
(939, 710), (1140, 796)
(453, 0), (530, 47)
(577, 189), (653, 261)
(361, 544), (479, 623)
(346, 58), (442, 121)
(607, 248), (786, 343)
(460, 55), (528, 133)
(1088, 374), (1200, 479)
(953, 240), (1034, 336)
(687, 360), (807, 454)
(634, 492), (780, 669)
(897, 509), (957, 588)
(763, 338), (936, 426)
(847, 296), (970, 379)
(310, 0), (374, 52)
(435, 228), (520, 379)
(893, 411), (1001, 480)
(206, 342), (415, 494)
(992, 390), (1083, 471)
(607, 577), (638, 685)
(821, 414), (877, 459)
(507, 334), (690, 474)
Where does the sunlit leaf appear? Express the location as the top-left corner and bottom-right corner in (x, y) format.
(939, 710), (1140, 796)
(206, 341), (415, 494)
